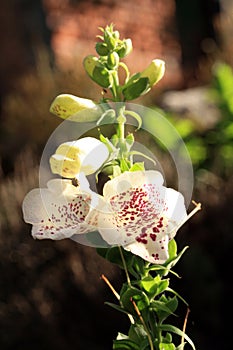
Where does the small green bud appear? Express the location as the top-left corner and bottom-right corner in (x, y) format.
(140, 59), (165, 87)
(107, 52), (119, 69)
(83, 55), (112, 88)
(95, 42), (109, 56)
(117, 38), (133, 58)
(113, 30), (120, 40)
(92, 65), (113, 88)
(83, 55), (99, 77)
(104, 31), (116, 50)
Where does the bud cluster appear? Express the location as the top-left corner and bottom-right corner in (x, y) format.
(83, 24), (165, 101)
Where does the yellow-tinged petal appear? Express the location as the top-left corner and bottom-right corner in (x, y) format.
(49, 94), (102, 122)
(140, 59), (165, 87)
(50, 137), (109, 178)
(50, 154), (81, 178)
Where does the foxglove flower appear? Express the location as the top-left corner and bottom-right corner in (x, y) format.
(50, 94), (102, 122)
(140, 59), (165, 87)
(50, 137), (109, 178)
(97, 170), (187, 263)
(22, 173), (100, 240)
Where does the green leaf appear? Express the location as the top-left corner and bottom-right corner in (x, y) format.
(153, 296), (178, 322)
(122, 77), (150, 100)
(93, 64), (113, 88)
(166, 288), (188, 306)
(120, 286), (149, 314)
(159, 325), (196, 350)
(163, 246), (189, 275)
(105, 302), (131, 317)
(126, 133), (134, 146)
(159, 343), (176, 350)
(128, 324), (148, 345)
(141, 275), (169, 298)
(151, 300), (177, 320)
(113, 339), (140, 350)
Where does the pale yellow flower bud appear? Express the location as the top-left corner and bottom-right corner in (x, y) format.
(50, 137), (109, 178)
(140, 59), (165, 87)
(49, 94), (102, 122)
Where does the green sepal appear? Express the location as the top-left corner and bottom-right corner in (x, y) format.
(163, 332), (173, 343)
(122, 77), (150, 100)
(117, 38), (133, 58)
(163, 244), (189, 276)
(95, 42), (109, 56)
(124, 110), (142, 129)
(128, 150), (156, 165)
(120, 158), (131, 172)
(83, 55), (112, 88)
(107, 52), (119, 69)
(92, 64), (113, 88)
(96, 109), (116, 126)
(129, 162), (145, 172)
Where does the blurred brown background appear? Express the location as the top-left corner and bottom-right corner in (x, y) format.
(0, 0), (232, 349)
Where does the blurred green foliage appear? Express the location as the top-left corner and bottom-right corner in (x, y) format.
(149, 62), (233, 179)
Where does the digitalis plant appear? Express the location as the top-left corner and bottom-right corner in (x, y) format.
(23, 24), (200, 350)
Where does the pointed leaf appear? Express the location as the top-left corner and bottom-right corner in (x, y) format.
(113, 339), (140, 350)
(159, 325), (196, 350)
(159, 343), (175, 350)
(122, 77), (150, 100)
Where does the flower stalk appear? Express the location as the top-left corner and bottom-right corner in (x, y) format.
(22, 24), (200, 350)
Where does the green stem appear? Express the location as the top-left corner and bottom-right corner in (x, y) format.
(118, 246), (131, 286)
(131, 299), (154, 350)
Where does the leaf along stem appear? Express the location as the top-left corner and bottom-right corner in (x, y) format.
(130, 297), (154, 350)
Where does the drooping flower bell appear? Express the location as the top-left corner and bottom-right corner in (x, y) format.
(50, 94), (102, 122)
(140, 59), (165, 87)
(97, 170), (187, 264)
(22, 173), (101, 240)
(50, 137), (109, 178)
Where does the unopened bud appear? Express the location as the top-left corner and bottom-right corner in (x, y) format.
(50, 94), (102, 122)
(50, 137), (109, 178)
(140, 59), (165, 87)
(117, 39), (133, 58)
(107, 52), (119, 69)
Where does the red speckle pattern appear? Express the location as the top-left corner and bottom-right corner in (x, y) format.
(33, 194), (93, 239)
(106, 183), (170, 262)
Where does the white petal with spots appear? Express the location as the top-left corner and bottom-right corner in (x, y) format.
(98, 170), (187, 263)
(22, 178), (100, 240)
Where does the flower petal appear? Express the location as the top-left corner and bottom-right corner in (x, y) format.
(97, 170), (187, 263)
(50, 137), (109, 177)
(22, 178), (100, 240)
